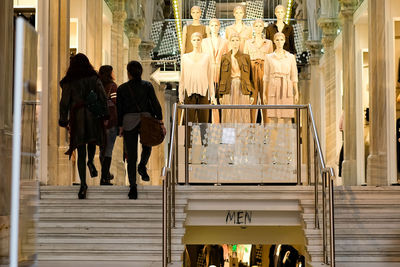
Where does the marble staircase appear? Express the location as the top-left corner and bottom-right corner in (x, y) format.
(302, 186), (400, 267)
(38, 186), (186, 267)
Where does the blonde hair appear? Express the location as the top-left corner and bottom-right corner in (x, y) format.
(191, 32), (203, 40)
(273, 32), (285, 41)
(209, 18), (220, 26)
(229, 32), (240, 41)
(252, 19), (264, 27)
(191, 5), (201, 12)
(233, 5), (245, 14)
(275, 5), (286, 13)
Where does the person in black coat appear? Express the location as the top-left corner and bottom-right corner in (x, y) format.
(116, 61), (164, 199)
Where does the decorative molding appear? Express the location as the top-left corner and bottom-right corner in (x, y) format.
(318, 18), (340, 47)
(306, 40), (323, 64)
(112, 10), (127, 24)
(125, 18), (144, 38)
(338, 0), (358, 17)
(139, 41), (155, 60)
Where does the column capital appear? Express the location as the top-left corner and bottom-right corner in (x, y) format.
(338, 0), (357, 17)
(318, 17), (340, 47)
(125, 18), (144, 38)
(139, 41), (155, 60)
(112, 10), (127, 24)
(306, 41), (323, 64)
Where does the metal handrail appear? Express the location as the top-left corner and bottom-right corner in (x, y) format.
(307, 104), (336, 267)
(161, 103), (336, 267)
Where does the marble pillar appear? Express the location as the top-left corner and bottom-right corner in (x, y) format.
(339, 0), (358, 185)
(111, 1), (127, 85)
(85, 0), (103, 69)
(46, 0), (72, 186)
(125, 0), (144, 61)
(306, 41), (324, 146)
(0, 0), (13, 262)
(366, 0), (390, 185)
(318, 18), (340, 167)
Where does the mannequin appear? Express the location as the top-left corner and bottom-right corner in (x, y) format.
(202, 18), (229, 87)
(265, 5), (297, 55)
(263, 32), (299, 123)
(180, 32), (215, 125)
(244, 19), (273, 123)
(225, 5), (252, 53)
(181, 6), (208, 54)
(218, 33), (254, 124)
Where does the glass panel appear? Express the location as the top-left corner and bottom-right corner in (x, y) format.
(180, 121), (298, 184)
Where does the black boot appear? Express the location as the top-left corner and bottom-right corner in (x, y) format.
(78, 184), (88, 199)
(128, 185), (137, 199)
(87, 161), (98, 178)
(138, 164), (150, 182)
(100, 157), (113, 185)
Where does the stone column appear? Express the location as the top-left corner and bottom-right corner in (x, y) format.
(85, 0), (103, 69)
(339, 0), (358, 185)
(111, 0), (127, 85)
(0, 0), (14, 262)
(318, 18), (340, 167)
(366, 0), (390, 185)
(47, 0), (71, 185)
(125, 0), (144, 61)
(306, 41), (324, 138)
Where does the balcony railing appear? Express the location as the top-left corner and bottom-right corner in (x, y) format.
(161, 103), (336, 267)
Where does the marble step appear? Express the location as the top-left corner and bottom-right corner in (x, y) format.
(37, 226), (185, 235)
(37, 261), (164, 267)
(38, 242), (184, 251)
(38, 220), (184, 228)
(37, 252), (182, 262)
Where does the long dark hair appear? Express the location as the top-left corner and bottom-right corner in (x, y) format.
(98, 65), (114, 86)
(60, 53), (98, 85)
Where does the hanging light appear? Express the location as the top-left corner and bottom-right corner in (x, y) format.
(172, 0), (182, 52)
(285, 0), (293, 24)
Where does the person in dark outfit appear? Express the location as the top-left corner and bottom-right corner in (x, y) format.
(116, 61), (164, 199)
(98, 65), (119, 186)
(59, 53), (108, 199)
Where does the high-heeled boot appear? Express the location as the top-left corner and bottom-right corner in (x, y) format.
(100, 157), (113, 185)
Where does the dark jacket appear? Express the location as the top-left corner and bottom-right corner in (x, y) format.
(265, 23), (297, 55)
(218, 50), (254, 97)
(59, 75), (108, 156)
(103, 81), (118, 129)
(116, 79), (163, 127)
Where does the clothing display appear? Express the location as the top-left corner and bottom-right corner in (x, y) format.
(263, 51), (298, 118)
(244, 38), (274, 122)
(265, 23), (297, 55)
(184, 24), (208, 54)
(219, 51), (254, 123)
(225, 23), (252, 52)
(202, 37), (229, 85)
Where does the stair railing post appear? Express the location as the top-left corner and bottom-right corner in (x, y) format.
(322, 171), (327, 264)
(184, 107), (189, 184)
(296, 107), (301, 185)
(162, 171), (167, 267)
(314, 146), (319, 229)
(167, 173), (172, 263)
(307, 107), (311, 185)
(329, 170), (336, 267)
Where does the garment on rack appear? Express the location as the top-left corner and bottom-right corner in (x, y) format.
(225, 23), (252, 52)
(263, 51), (298, 118)
(184, 24), (208, 54)
(265, 23), (297, 55)
(202, 37), (229, 85)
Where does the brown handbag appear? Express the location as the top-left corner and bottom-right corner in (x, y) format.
(128, 83), (165, 147)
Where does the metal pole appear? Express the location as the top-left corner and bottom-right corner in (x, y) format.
(167, 174), (172, 262)
(162, 176), (167, 267)
(296, 108), (301, 185)
(175, 106), (179, 183)
(184, 107), (189, 184)
(329, 172), (336, 267)
(314, 147), (319, 229)
(307, 108), (311, 185)
(322, 171), (327, 264)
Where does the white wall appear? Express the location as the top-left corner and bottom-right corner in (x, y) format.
(102, 1), (112, 65)
(70, 0), (87, 54)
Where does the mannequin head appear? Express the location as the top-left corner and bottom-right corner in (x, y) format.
(229, 33), (241, 51)
(191, 6), (201, 20)
(190, 32), (203, 49)
(233, 5), (245, 21)
(274, 5), (286, 21)
(209, 18), (221, 35)
(273, 32), (286, 50)
(252, 19), (264, 35)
